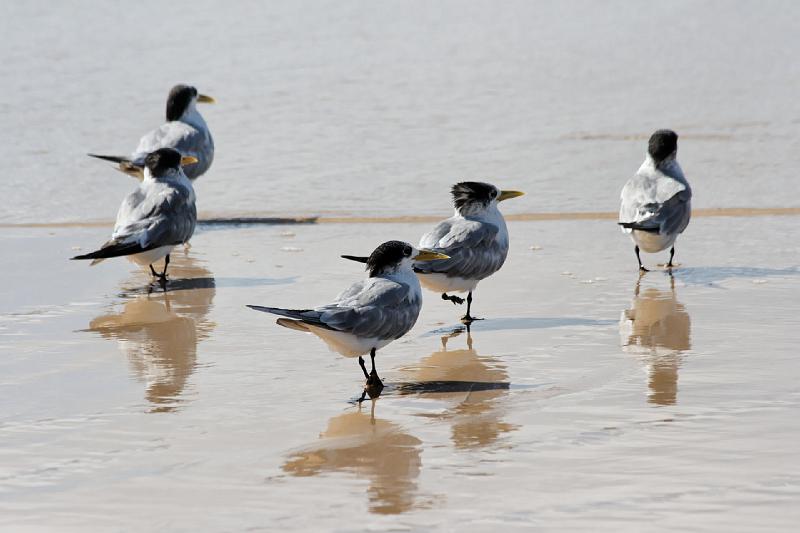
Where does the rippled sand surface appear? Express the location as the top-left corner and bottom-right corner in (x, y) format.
(2, 215), (798, 531)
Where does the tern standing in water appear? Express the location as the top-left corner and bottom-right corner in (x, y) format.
(89, 84), (215, 181)
(72, 148), (198, 286)
(345, 182), (524, 323)
(248, 241), (448, 399)
(619, 130), (692, 271)
(415, 182), (524, 322)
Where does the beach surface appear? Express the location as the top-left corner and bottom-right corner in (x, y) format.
(2, 0), (800, 530)
(2, 213), (799, 531)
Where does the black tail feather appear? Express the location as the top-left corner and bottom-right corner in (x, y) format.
(341, 255), (369, 263)
(87, 153), (143, 176)
(246, 305), (334, 330)
(87, 153), (131, 164)
(618, 222), (660, 233)
(72, 241), (149, 260)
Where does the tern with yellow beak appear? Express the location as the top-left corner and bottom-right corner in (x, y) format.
(344, 182), (524, 323)
(89, 84), (215, 181)
(248, 241), (449, 399)
(72, 148), (198, 286)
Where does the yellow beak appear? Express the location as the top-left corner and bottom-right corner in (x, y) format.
(413, 250), (450, 261)
(498, 190), (525, 202)
(197, 94), (216, 104)
(180, 155), (199, 166)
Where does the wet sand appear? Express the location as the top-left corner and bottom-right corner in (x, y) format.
(2, 214), (799, 531)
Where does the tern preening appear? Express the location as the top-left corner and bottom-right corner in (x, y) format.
(343, 182), (523, 323)
(248, 241), (448, 399)
(72, 148), (198, 286)
(619, 130), (692, 271)
(89, 84), (215, 181)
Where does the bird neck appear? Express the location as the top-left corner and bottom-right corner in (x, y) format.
(375, 264), (421, 294)
(179, 103), (208, 130)
(641, 154), (689, 186)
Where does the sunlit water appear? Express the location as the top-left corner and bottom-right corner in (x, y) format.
(2, 1), (800, 531)
(1, 1), (799, 224)
(2, 215), (799, 531)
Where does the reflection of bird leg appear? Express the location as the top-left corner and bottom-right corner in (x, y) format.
(635, 272), (643, 297)
(441, 326), (467, 350)
(669, 269), (676, 291)
(636, 245), (649, 272)
(466, 330), (473, 351)
(163, 289), (172, 313)
(369, 398), (377, 425)
(442, 293), (464, 305)
(461, 292), (482, 323)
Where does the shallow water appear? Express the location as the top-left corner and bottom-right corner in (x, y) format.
(1, 1), (800, 224)
(2, 215), (799, 531)
(2, 1), (800, 531)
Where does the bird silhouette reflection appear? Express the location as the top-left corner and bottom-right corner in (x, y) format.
(620, 273), (691, 406)
(398, 327), (516, 449)
(88, 255), (215, 412)
(282, 400), (423, 515)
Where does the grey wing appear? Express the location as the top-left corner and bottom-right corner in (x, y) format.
(318, 280), (419, 340)
(419, 219), (454, 249)
(655, 192), (691, 235)
(112, 185), (197, 248)
(416, 220), (504, 280)
(132, 123), (213, 179)
(620, 179), (691, 235)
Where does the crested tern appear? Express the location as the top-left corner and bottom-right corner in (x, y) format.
(248, 241), (448, 399)
(343, 182), (523, 323)
(72, 147), (198, 285)
(89, 84), (215, 181)
(619, 130), (692, 271)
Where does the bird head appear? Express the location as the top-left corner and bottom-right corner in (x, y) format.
(365, 241), (448, 277)
(166, 84), (215, 122)
(648, 129), (678, 166)
(144, 148), (198, 179)
(451, 181), (524, 216)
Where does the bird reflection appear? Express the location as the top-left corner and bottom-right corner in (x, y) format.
(88, 255), (215, 412)
(620, 273), (691, 406)
(398, 328), (515, 449)
(282, 400), (422, 515)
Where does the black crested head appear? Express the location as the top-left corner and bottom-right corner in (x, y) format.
(648, 129), (678, 164)
(166, 84), (198, 121)
(451, 181), (498, 212)
(145, 148), (182, 177)
(366, 240), (413, 277)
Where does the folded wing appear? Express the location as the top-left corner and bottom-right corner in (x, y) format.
(416, 218), (504, 280)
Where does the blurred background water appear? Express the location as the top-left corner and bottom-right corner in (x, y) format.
(1, 0), (799, 224)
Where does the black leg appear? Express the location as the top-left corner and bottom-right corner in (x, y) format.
(149, 265), (158, 277)
(363, 348), (384, 399)
(636, 246), (649, 272)
(461, 291), (483, 323)
(161, 254), (170, 278)
(442, 293), (464, 305)
(358, 356), (369, 379)
(667, 247), (675, 268)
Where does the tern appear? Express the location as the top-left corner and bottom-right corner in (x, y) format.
(343, 182), (523, 323)
(89, 84), (215, 181)
(248, 241), (448, 399)
(72, 148), (198, 286)
(619, 130), (692, 271)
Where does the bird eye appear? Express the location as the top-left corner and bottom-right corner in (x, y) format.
(403, 245), (412, 256)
